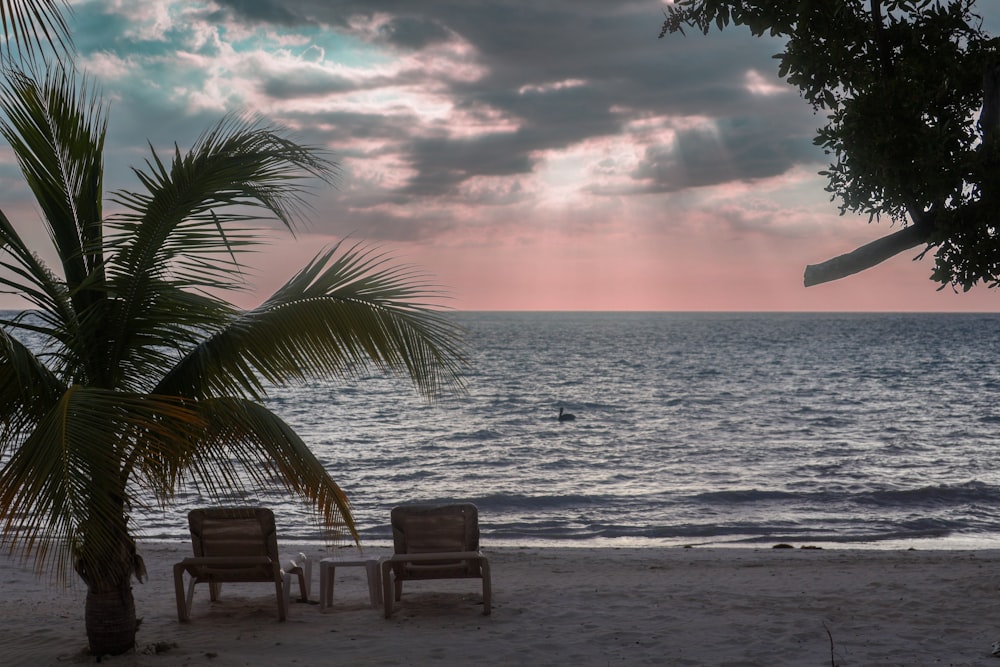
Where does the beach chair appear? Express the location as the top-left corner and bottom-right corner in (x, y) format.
(381, 503), (491, 618)
(173, 507), (309, 622)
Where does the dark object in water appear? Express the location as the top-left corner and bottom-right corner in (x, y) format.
(558, 407), (576, 422)
(772, 543), (823, 550)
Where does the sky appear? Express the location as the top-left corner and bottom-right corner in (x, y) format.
(2, 0), (1000, 311)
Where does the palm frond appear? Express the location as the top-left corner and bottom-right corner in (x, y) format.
(0, 327), (65, 448)
(0, 387), (208, 582)
(0, 207), (76, 326)
(0, 64), (107, 298)
(98, 114), (339, 389)
(108, 112), (337, 292)
(155, 242), (467, 401)
(131, 397), (356, 543)
(102, 286), (239, 394)
(0, 0), (73, 65)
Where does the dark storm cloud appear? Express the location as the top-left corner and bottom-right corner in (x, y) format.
(207, 0), (312, 26)
(260, 72), (359, 99)
(401, 134), (535, 196)
(375, 16), (452, 49)
(213, 0), (821, 199)
(398, 83), (625, 196)
(215, 0), (450, 47)
(629, 104), (821, 194)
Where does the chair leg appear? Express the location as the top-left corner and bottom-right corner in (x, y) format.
(381, 560), (393, 618)
(480, 558), (492, 616)
(319, 561), (333, 612)
(295, 570), (308, 602)
(282, 571), (293, 613)
(300, 553), (312, 601)
(275, 575), (287, 622)
(365, 560), (382, 608)
(187, 578), (199, 614)
(173, 564), (190, 622)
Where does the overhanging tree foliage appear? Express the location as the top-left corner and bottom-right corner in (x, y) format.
(661, 0), (1000, 290)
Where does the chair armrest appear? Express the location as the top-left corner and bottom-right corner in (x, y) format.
(178, 556), (274, 568)
(283, 552), (311, 601)
(386, 551), (485, 563)
(284, 552), (310, 575)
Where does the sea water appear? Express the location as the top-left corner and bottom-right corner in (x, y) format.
(26, 311), (1000, 549)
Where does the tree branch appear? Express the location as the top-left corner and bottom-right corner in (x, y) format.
(805, 58), (1000, 289)
(870, 0), (894, 81)
(803, 224), (931, 287)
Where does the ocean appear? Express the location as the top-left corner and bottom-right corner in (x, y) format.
(84, 312), (1000, 548)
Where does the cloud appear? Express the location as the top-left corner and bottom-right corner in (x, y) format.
(206, 0), (312, 26)
(48, 2), (823, 213)
(8, 0), (979, 310)
(372, 15), (452, 50)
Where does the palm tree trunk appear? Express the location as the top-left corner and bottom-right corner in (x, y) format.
(85, 577), (137, 656)
(76, 483), (143, 656)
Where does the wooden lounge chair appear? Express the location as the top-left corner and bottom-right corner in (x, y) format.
(381, 503), (491, 618)
(173, 507), (308, 622)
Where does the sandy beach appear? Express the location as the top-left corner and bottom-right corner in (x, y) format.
(2, 543), (999, 666)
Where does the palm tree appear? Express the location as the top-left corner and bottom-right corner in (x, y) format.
(0, 64), (466, 656)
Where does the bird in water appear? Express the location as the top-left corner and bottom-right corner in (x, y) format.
(558, 407), (576, 422)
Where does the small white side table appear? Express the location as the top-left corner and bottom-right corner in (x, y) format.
(319, 557), (382, 611)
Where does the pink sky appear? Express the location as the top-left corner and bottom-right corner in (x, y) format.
(247, 213), (1000, 312)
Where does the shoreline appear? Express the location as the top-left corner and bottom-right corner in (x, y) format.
(137, 532), (1000, 552)
(3, 544), (1000, 665)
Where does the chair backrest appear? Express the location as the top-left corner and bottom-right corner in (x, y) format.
(188, 507), (279, 562)
(389, 503), (481, 579)
(391, 503), (480, 555)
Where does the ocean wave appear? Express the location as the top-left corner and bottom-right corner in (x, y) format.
(440, 429), (506, 442)
(467, 493), (617, 511)
(688, 481), (1000, 509)
(855, 482), (1000, 507)
(691, 489), (800, 503)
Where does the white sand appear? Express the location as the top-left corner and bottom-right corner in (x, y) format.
(2, 543), (999, 666)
